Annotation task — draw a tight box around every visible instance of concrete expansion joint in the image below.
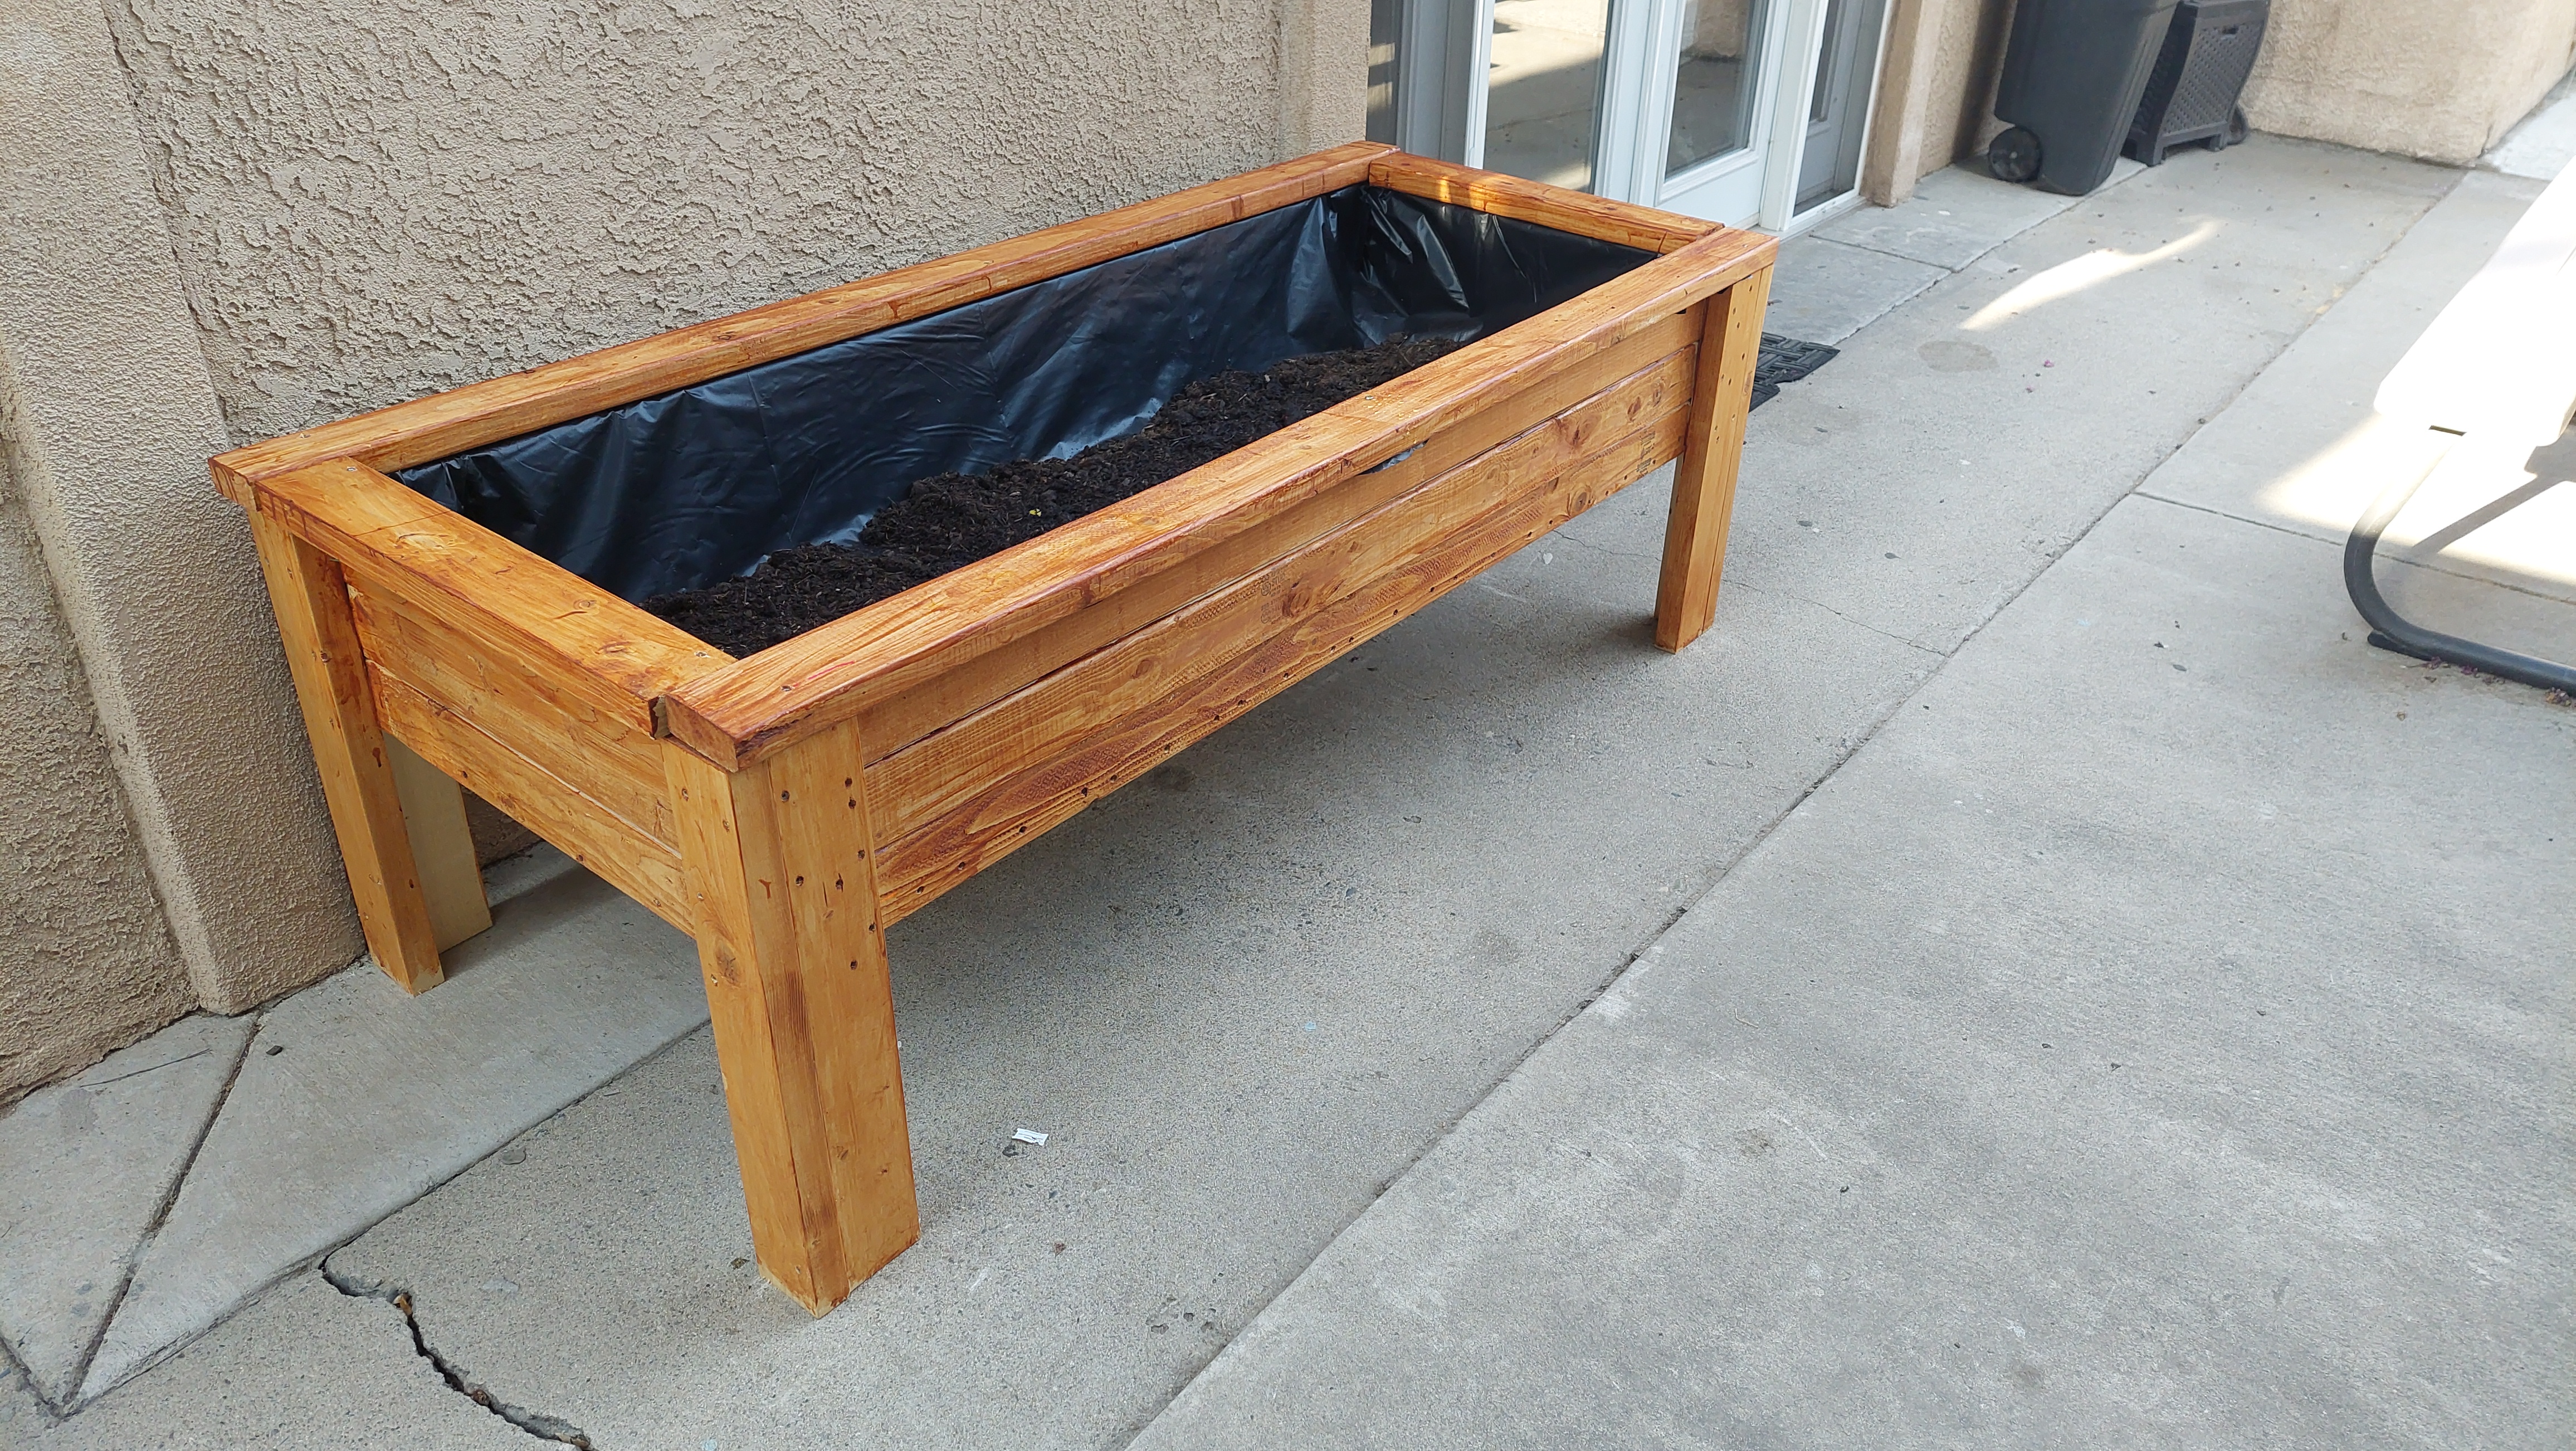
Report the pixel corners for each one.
[2139,487,2576,608]
[315,1258,594,1449]
[47,1010,262,1414]
[1,1330,58,1430]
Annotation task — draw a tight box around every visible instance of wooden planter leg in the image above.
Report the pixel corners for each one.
[1653,264,1773,653]
[250,514,451,993]
[665,722,920,1314]
[385,737,492,952]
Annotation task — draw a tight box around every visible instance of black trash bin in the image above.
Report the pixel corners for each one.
[1988,0,2184,195]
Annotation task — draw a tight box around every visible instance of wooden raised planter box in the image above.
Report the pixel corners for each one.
[213,143,1775,1313]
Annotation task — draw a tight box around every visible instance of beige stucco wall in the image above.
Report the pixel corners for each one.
[0,0,1367,1094]
[1862,0,2014,203]
[0,0,361,1032]
[2243,0,2576,165]
[0,457,192,1106]
[106,0,1336,445]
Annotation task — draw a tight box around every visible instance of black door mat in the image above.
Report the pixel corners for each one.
[1752,334,1838,408]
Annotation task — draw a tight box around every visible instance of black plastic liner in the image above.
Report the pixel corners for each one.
[398,186,1654,602]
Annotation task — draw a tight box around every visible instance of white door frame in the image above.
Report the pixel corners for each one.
[1752,0,1832,228]
[1761,0,1897,231]
[1460,3,1495,168]
[1643,0,1797,227]
[1452,0,1890,234]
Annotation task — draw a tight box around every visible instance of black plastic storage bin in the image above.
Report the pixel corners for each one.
[1988,0,2183,195]
[2128,0,2268,164]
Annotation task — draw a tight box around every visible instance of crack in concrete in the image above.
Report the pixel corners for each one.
[1538,530,1660,564]
[1729,580,1945,656]
[318,1261,594,1448]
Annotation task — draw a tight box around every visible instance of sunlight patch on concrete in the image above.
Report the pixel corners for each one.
[2255,418,2576,593]
[1962,221,2221,332]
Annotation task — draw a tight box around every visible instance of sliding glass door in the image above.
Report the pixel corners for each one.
[1476,1,1614,192]
[1397,0,1888,232]
[1652,0,1779,225]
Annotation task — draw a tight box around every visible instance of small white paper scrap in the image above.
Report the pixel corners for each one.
[1012,1127,1048,1146]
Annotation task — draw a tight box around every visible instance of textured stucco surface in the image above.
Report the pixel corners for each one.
[1861,0,2016,205]
[0,457,189,1106]
[1931,0,2014,165]
[2245,0,2576,165]
[0,0,360,1026]
[105,0,1318,445]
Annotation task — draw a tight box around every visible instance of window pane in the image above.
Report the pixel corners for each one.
[1667,0,1765,178]
[1483,0,1610,193]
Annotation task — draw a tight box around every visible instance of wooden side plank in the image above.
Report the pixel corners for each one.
[666,724,918,1314]
[211,144,1395,498]
[1368,152,1721,255]
[254,460,726,723]
[248,514,446,993]
[1655,265,1773,651]
[850,306,1700,766]
[385,737,492,952]
[373,667,692,929]
[866,344,1697,845]
[349,582,677,846]
[874,371,1693,923]
[666,223,1777,770]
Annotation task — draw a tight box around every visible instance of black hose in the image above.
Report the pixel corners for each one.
[2343,429,2576,693]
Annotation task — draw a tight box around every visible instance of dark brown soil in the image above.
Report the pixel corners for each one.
[643,335,1458,656]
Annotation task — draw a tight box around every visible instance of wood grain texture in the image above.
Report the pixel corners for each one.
[209,143,1395,502]
[349,581,677,847]
[850,306,1701,770]
[248,514,446,993]
[875,356,1694,923]
[866,342,1697,850]
[665,224,1776,770]
[385,737,492,952]
[666,724,918,1314]
[253,461,726,720]
[1368,152,1722,254]
[1654,264,1772,652]
[373,667,692,929]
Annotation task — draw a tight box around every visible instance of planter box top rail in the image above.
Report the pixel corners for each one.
[388,184,1666,605]
[214,144,1770,777]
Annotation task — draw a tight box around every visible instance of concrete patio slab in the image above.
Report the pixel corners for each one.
[75,849,708,1403]
[0,1012,251,1405]
[4,1345,48,1438]
[1812,159,2141,272]
[1728,138,2455,659]
[1134,494,2574,1451]
[2139,168,2576,624]
[28,1273,533,1451]
[1765,235,1948,345]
